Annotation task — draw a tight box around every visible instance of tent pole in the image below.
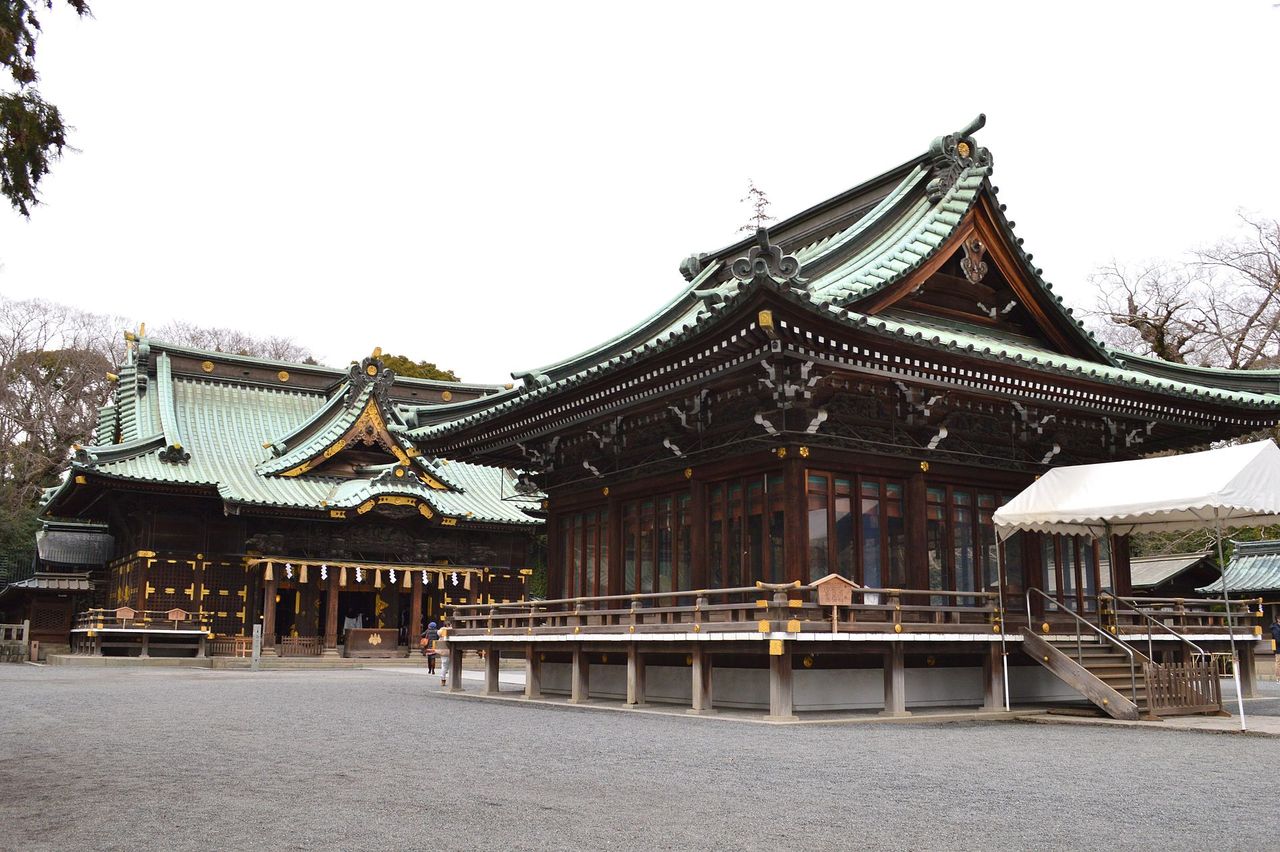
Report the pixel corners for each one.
[1216,514,1246,732]
[996,538,1010,712]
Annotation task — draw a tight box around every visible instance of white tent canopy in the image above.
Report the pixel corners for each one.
[992,440,1280,539]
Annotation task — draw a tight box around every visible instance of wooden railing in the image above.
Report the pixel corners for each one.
[208,636,253,657]
[278,636,322,657]
[1145,660,1222,716]
[446,583,1001,637]
[0,620,29,643]
[74,608,213,633]
[1114,595,1262,633]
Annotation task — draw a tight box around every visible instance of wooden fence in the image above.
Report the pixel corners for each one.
[1145,660,1222,716]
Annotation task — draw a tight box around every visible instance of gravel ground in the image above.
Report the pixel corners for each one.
[1,665,1276,852]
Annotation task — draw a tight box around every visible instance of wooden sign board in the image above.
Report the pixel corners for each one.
[114,606,138,621]
[813,574,858,607]
[165,608,189,622]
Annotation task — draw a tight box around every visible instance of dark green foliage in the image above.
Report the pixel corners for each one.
[380,354,459,382]
[0,1,92,216]
[0,501,38,582]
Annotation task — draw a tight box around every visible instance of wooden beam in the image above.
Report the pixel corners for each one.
[688,646,715,714]
[766,646,798,721]
[880,643,909,717]
[261,574,278,656]
[626,643,647,706]
[982,643,1003,711]
[784,456,807,584]
[523,645,542,700]
[569,645,589,703]
[407,570,423,655]
[485,644,501,694]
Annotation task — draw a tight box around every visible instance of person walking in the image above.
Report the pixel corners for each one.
[421,621,440,675]
[1270,614,1280,653]
[438,620,452,686]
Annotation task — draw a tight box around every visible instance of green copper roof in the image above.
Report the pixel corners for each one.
[406,117,1280,447]
[47,340,539,526]
[1199,539,1280,594]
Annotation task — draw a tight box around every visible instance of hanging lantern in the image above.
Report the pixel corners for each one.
[389,568,397,587]
[264,562,273,581]
[339,566,348,587]
[284,563,294,580]
[320,564,328,582]
[374,570,383,589]
[300,564,309,584]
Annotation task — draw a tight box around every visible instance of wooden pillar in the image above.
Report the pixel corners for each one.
[688,646,714,714]
[485,644,501,694]
[607,494,623,597]
[547,514,563,600]
[783,456,807,584]
[766,646,798,721]
[981,644,1003,711]
[690,479,708,590]
[906,471,928,590]
[139,634,150,659]
[626,643,647,706]
[261,574,279,656]
[323,571,340,655]
[409,570,424,652]
[569,644,590,703]
[192,558,206,617]
[881,643,909,717]
[524,645,542,699]
[1238,642,1257,699]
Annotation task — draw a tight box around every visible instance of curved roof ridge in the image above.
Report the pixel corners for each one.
[511,260,723,388]
[154,353,190,463]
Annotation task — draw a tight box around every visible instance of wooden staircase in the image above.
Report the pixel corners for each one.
[1022,590,1223,721]
[1022,629,1146,720]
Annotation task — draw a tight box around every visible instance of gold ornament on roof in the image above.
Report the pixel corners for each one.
[201,361,214,373]
[277,371,290,382]
[441,390,453,402]
[956,141,971,158]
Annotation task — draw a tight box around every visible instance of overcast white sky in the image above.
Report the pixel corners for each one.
[0,1,1277,384]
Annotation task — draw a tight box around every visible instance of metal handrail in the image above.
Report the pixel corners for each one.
[1025,587,1147,705]
[1102,592,1207,664]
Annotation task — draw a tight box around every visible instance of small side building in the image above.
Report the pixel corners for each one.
[1129,552,1218,599]
[38,338,543,658]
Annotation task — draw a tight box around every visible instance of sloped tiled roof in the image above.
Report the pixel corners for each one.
[1200,540,1280,594]
[408,115,1280,446]
[1129,552,1215,590]
[45,341,540,526]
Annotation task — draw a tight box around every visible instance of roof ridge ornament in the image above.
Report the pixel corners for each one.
[926,113,993,203]
[730,228,806,287]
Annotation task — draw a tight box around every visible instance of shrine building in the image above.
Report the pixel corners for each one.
[34,338,541,659]
[412,115,1273,719]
